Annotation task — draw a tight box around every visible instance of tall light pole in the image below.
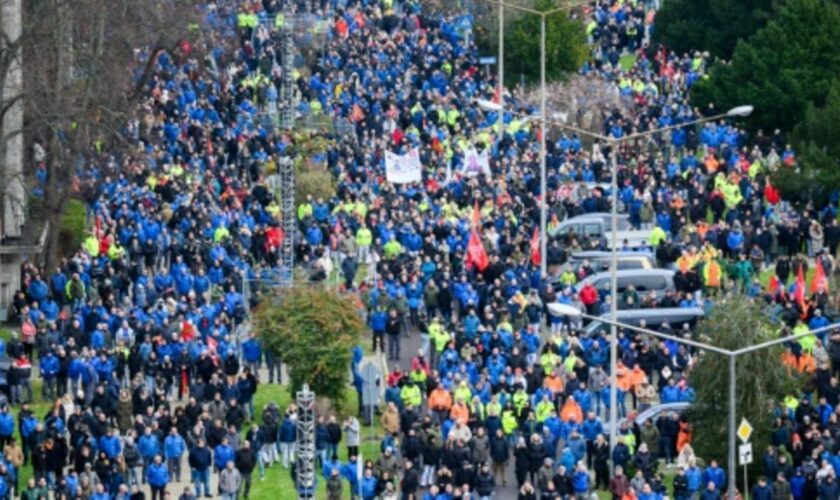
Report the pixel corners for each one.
[497,4,504,142]
[539,14,547,277]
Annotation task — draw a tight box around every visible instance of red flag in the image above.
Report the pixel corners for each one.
[811,259,828,293]
[795,264,806,307]
[206,335,218,353]
[767,275,779,294]
[530,227,541,266]
[466,231,489,272]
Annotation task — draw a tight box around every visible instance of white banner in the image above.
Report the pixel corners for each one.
[385,148,422,184]
[463,147,491,177]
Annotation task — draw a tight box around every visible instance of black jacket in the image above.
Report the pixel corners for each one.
[188,446,212,470]
[490,436,509,463]
[235,447,257,474]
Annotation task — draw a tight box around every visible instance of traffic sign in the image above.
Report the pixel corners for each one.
[737,418,753,443]
[479,56,497,65]
[739,443,753,465]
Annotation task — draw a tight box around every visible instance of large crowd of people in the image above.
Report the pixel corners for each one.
[4,0,840,499]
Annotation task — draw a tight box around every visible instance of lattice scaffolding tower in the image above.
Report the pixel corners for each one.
[295,384,316,498]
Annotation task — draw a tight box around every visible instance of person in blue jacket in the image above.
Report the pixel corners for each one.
[340,455,360,495]
[242,335,262,375]
[145,455,169,500]
[164,427,186,482]
[661,379,681,403]
[279,414,297,469]
[702,459,726,491]
[214,437,235,473]
[39,350,59,400]
[0,406,14,449]
[572,462,591,496]
[99,428,122,460]
[138,427,161,480]
[360,467,378,500]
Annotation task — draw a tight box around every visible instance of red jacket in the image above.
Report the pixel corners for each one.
[580,284,599,306]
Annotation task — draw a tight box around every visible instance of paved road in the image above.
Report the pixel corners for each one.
[389,327,525,497]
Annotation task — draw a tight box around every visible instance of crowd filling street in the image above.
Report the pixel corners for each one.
[4,0,840,499]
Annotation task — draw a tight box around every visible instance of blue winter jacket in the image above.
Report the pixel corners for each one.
[146,462,169,487]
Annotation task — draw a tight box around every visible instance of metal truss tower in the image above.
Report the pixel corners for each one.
[295,384,316,499]
[278,155,295,287]
[280,9,296,130]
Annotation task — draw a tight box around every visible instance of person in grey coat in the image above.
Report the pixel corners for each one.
[343,416,360,458]
[219,461,242,500]
[471,427,491,466]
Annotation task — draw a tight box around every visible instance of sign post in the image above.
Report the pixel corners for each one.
[738,418,754,499]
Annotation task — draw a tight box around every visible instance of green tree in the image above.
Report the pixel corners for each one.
[252,287,364,409]
[770,79,840,206]
[686,297,801,477]
[502,0,587,85]
[691,0,840,134]
[653,0,777,60]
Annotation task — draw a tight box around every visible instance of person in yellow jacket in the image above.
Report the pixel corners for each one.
[107,242,125,261]
[501,404,519,436]
[650,225,668,247]
[356,225,372,263]
[512,388,529,417]
[428,318,449,366]
[453,381,472,405]
[382,238,403,260]
[409,367,427,386]
[539,349,559,375]
[297,198,313,221]
[793,320,815,354]
[82,235,100,257]
[400,381,422,408]
[213,226,230,243]
[535,395,554,423]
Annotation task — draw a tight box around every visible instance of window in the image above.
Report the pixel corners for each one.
[583,223,602,237]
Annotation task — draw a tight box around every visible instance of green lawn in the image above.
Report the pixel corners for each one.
[619,53,637,72]
[242,385,383,500]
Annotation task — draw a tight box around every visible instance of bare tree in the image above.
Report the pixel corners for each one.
[522,72,634,144]
[3,0,204,266]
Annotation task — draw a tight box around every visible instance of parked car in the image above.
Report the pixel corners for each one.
[577,269,676,300]
[559,250,656,274]
[550,213,632,240]
[581,306,705,337]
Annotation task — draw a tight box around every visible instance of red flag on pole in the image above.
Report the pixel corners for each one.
[795,264,806,307]
[466,231,489,272]
[530,227,541,266]
[811,259,828,293]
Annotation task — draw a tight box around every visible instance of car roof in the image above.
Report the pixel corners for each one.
[634,402,691,425]
[569,251,655,260]
[581,268,674,283]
